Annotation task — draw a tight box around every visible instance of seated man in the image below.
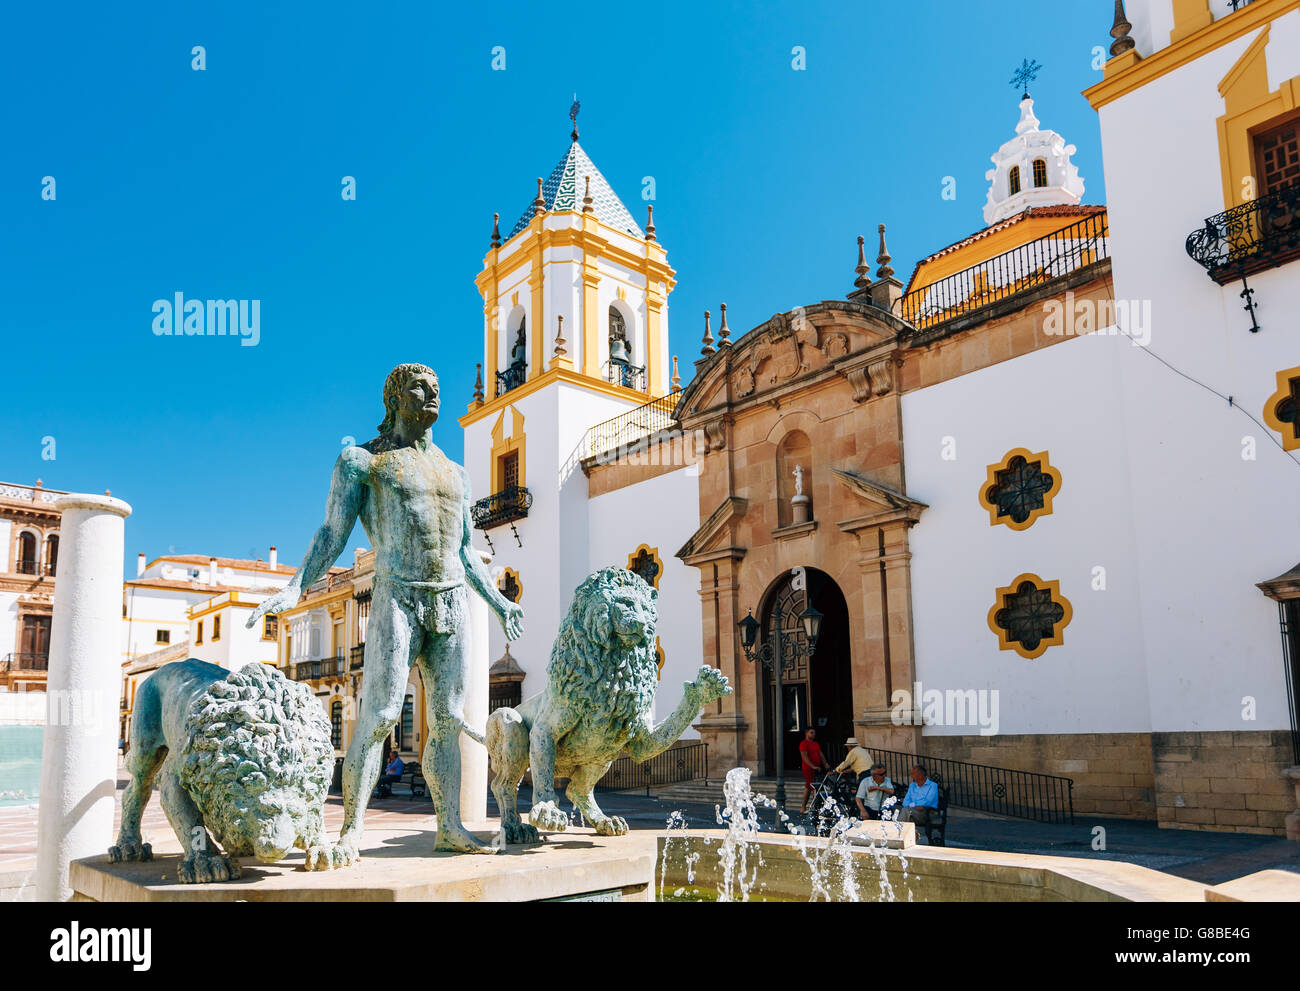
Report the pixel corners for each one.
[855,764,894,821]
[376,752,405,796]
[834,736,875,787]
[898,763,940,831]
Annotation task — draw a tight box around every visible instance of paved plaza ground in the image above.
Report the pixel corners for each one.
[2,766,1296,895]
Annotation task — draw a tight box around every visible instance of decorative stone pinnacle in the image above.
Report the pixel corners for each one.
[534,177,545,217]
[582,176,594,213]
[1110,1,1135,56]
[701,310,715,357]
[473,363,485,403]
[718,302,731,344]
[854,235,871,289]
[490,212,501,248]
[671,355,681,391]
[553,315,567,358]
[876,224,895,281]
[645,204,656,242]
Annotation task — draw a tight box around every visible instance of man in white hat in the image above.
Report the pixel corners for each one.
[834,736,875,786]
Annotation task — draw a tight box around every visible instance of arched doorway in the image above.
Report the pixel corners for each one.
[758,568,853,774]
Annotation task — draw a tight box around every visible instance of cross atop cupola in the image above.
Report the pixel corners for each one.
[983,92,1086,225]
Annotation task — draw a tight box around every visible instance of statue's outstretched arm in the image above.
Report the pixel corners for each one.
[247,450,366,628]
[626,667,731,762]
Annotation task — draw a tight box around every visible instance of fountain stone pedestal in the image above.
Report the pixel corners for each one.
[69,824,657,902]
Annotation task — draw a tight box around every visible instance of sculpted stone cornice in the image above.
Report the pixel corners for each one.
[833,468,928,530]
[677,300,905,419]
[676,496,750,565]
[832,339,904,404]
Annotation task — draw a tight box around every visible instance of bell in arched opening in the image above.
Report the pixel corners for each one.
[608,305,630,365]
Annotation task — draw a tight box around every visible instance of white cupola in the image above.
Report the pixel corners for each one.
[983,95,1085,225]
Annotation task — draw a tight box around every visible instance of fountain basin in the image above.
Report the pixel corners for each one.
[657,831,1213,902]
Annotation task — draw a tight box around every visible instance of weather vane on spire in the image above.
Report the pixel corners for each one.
[570,94,581,141]
[1010,58,1042,98]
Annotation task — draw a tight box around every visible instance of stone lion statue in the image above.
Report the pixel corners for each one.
[110,659,335,883]
[485,566,730,842]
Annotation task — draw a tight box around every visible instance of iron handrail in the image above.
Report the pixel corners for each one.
[898,212,1110,333]
[1185,182,1300,285]
[595,742,710,797]
[872,746,1074,824]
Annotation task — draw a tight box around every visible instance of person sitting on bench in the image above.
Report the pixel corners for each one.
[899,764,939,830]
[855,764,895,821]
[377,753,405,795]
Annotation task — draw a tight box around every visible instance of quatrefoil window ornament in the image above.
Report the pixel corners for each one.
[627,544,664,590]
[979,449,1061,531]
[988,574,1073,660]
[498,568,522,604]
[1264,366,1300,452]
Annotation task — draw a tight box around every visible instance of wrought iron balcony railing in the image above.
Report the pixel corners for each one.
[470,486,533,530]
[495,360,527,398]
[1185,183,1300,285]
[292,656,347,681]
[3,652,49,672]
[350,643,365,670]
[607,361,647,392]
[14,559,37,576]
[898,211,1110,335]
[582,392,682,465]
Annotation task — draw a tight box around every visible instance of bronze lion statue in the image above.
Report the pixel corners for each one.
[485,567,730,843]
[110,659,335,882]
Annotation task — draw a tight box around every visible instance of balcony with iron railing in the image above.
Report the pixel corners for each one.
[579,392,682,466]
[292,656,347,681]
[3,652,49,673]
[897,211,1110,338]
[1186,182,1300,285]
[495,360,527,398]
[470,485,533,530]
[606,360,647,392]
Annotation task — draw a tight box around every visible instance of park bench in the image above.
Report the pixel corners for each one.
[373,763,426,800]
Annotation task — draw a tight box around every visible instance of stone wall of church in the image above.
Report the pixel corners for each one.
[919,732,1157,820]
[918,730,1294,834]
[1151,730,1294,835]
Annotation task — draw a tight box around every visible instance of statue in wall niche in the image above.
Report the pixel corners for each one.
[110,659,334,882]
[248,363,525,861]
[485,567,731,841]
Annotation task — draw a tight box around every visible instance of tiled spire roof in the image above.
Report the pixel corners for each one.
[508,140,643,240]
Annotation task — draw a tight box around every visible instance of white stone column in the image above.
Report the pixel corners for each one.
[458,550,491,824]
[35,493,131,902]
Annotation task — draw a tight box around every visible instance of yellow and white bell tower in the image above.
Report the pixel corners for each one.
[458,110,678,702]
[467,120,675,411]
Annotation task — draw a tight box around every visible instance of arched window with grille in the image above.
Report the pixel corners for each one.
[399,694,414,751]
[1033,159,1048,188]
[44,534,59,576]
[330,699,344,750]
[1009,166,1022,196]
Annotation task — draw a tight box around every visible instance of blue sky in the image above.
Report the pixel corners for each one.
[0,1,1110,574]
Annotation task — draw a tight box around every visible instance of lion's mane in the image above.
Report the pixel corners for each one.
[178,662,333,857]
[547,568,660,738]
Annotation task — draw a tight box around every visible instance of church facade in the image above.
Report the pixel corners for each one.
[457,0,1300,837]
